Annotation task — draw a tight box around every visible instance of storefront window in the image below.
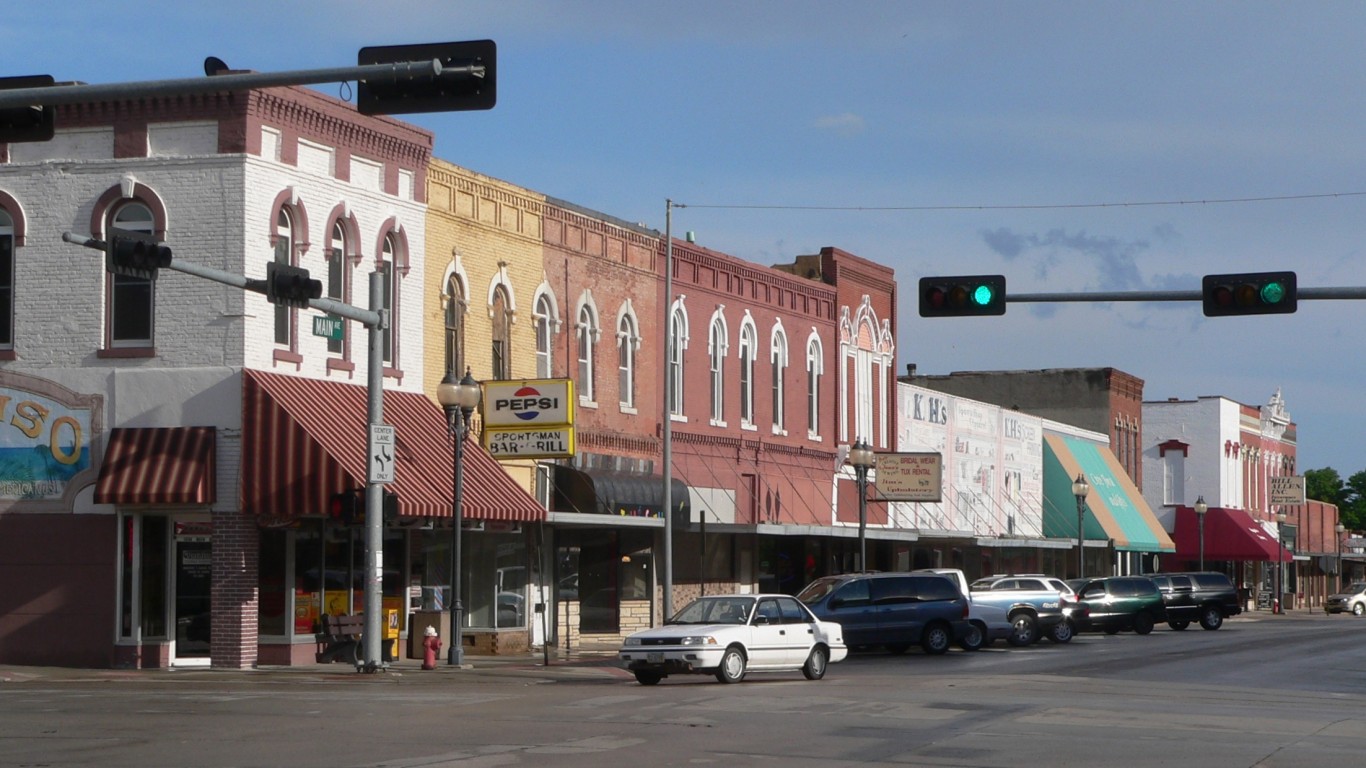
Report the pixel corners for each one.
[140,516,168,638]
[465,532,526,628]
[258,528,288,636]
[295,522,323,633]
[120,515,135,639]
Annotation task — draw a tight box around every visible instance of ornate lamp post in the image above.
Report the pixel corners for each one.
[1274,511,1288,614]
[1072,473,1090,580]
[1194,496,1208,571]
[847,439,875,572]
[436,368,481,666]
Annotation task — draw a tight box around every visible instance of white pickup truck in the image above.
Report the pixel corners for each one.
[916,569,1073,649]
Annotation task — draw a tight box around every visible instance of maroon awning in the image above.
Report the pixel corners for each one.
[94,427,217,505]
[240,369,544,524]
[1173,505,1292,562]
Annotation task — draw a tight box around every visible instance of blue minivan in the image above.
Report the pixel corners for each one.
[796,572,972,654]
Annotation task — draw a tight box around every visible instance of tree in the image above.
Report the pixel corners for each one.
[1306,467,1346,507]
[1343,471,1366,531]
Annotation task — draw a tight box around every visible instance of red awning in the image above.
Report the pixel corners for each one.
[241,369,544,524]
[94,427,217,505]
[1173,505,1292,562]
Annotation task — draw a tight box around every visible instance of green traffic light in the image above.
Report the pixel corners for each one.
[971,284,995,306]
[1260,281,1286,305]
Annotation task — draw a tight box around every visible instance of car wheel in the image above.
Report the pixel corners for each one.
[884,643,910,655]
[958,622,985,652]
[920,622,952,655]
[1048,620,1074,644]
[1133,613,1155,635]
[1168,620,1190,630]
[634,670,663,686]
[802,646,829,680]
[1354,603,1365,617]
[1199,606,1224,630]
[715,646,747,684]
[1007,613,1038,647]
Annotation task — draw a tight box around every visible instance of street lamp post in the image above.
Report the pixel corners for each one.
[1072,473,1090,580]
[1337,522,1347,589]
[1274,511,1288,614]
[847,439,875,572]
[437,368,481,666]
[1194,496,1208,571]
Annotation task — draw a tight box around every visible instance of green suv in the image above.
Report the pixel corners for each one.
[1067,576,1167,635]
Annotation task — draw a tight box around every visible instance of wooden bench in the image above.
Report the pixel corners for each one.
[316,613,365,665]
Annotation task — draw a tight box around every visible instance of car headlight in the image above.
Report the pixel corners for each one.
[678,636,718,646]
[623,637,643,647]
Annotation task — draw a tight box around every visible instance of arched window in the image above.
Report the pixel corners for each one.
[617,310,639,409]
[0,208,12,350]
[668,305,687,417]
[379,233,400,366]
[576,303,597,400]
[491,284,512,380]
[111,202,157,348]
[709,317,727,423]
[738,320,756,426]
[444,273,466,378]
[325,220,347,355]
[806,335,823,439]
[771,324,788,432]
[534,293,554,378]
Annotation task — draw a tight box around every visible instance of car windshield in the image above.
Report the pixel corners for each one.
[666,596,755,625]
[1348,583,1366,594]
[795,577,844,603]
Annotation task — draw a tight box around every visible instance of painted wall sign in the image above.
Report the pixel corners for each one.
[0,372,102,508]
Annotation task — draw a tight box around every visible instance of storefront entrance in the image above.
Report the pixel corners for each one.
[173,535,212,663]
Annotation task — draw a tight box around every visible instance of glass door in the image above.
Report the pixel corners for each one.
[172,525,212,665]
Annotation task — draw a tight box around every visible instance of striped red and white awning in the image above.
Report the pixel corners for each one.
[241,369,545,523]
[94,426,217,506]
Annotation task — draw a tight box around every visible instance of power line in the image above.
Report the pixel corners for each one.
[676,191,1366,213]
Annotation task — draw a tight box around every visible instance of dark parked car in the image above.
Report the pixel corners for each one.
[797,572,972,655]
[1149,572,1241,630]
[1068,576,1167,635]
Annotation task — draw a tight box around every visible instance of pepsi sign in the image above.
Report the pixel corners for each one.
[482,379,575,428]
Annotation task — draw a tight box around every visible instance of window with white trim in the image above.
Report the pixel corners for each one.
[771,325,788,433]
[325,221,346,355]
[0,209,12,350]
[710,318,726,422]
[806,336,823,439]
[738,322,756,427]
[617,311,638,409]
[379,234,399,367]
[491,284,512,380]
[669,306,686,416]
[534,293,554,378]
[111,202,156,348]
[576,303,598,400]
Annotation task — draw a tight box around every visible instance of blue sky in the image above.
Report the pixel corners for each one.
[6,2,1365,475]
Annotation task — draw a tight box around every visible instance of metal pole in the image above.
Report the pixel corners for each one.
[1199,513,1206,571]
[661,199,674,621]
[1076,496,1085,580]
[856,465,868,571]
[1275,517,1283,614]
[362,271,385,670]
[448,412,467,666]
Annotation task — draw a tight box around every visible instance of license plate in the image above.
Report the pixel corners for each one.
[647,652,664,663]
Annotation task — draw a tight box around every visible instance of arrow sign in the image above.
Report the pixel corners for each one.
[369,424,396,484]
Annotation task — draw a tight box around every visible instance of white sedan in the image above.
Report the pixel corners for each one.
[618,594,847,685]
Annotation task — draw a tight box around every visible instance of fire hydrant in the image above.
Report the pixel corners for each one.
[422,626,441,670]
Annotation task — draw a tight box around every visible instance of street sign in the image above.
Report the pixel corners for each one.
[369,424,396,483]
[1269,475,1305,506]
[873,452,943,502]
[312,315,343,340]
[484,426,575,459]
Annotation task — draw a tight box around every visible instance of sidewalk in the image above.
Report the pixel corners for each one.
[0,645,628,685]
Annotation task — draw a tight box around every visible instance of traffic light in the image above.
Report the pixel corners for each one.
[327,489,398,526]
[265,262,322,308]
[356,40,496,115]
[1202,272,1297,317]
[105,228,172,280]
[329,491,361,525]
[0,75,55,144]
[919,275,1007,317]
